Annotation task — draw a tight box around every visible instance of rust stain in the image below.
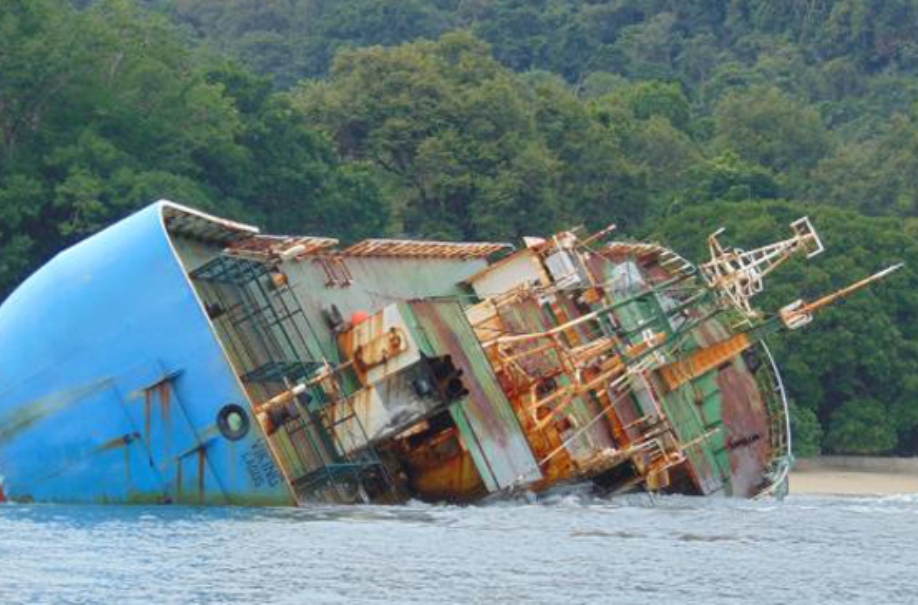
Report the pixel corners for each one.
[31,432,140,485]
[125,439,131,485]
[144,390,152,451]
[158,383,173,461]
[342,238,510,259]
[93,433,139,454]
[159,382,171,420]
[0,379,113,447]
[227,234,338,260]
[197,447,207,503]
[229,440,237,490]
[399,428,486,502]
[658,333,752,391]
[176,457,183,502]
[718,364,771,497]
[92,432,139,487]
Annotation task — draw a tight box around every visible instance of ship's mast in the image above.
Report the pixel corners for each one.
[700,217,824,318]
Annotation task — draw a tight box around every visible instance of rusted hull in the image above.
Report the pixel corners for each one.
[0,202,809,505]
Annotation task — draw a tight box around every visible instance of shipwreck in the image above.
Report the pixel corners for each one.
[0,202,899,505]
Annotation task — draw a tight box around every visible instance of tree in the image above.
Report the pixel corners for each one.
[23,0,918,456]
[168,0,455,85]
[713,86,833,178]
[680,152,779,205]
[0,0,386,299]
[206,64,389,240]
[653,200,918,455]
[294,32,645,240]
[827,399,898,455]
[810,113,918,217]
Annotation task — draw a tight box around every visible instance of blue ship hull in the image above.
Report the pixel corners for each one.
[0,202,294,505]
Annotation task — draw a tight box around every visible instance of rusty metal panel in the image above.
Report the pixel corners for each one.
[343,239,512,259]
[604,241,668,261]
[466,249,546,298]
[163,202,258,245]
[227,234,339,261]
[409,300,542,491]
[343,304,422,385]
[448,404,500,492]
[657,370,729,495]
[718,359,772,497]
[330,367,445,454]
[279,255,489,370]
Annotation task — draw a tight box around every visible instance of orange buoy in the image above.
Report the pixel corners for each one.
[351,310,370,325]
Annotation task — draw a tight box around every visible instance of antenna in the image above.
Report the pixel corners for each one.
[700,217,824,317]
[779,264,904,329]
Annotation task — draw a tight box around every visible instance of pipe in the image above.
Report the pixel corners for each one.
[483,275,685,347]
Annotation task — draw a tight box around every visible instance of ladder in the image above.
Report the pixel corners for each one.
[193,253,395,504]
[287,386,396,504]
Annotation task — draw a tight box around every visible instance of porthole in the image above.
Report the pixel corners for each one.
[217,404,250,441]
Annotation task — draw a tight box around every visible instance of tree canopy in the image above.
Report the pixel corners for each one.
[0,0,387,300]
[1,0,916,455]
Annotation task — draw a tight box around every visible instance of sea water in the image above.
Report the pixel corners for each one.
[1,493,916,604]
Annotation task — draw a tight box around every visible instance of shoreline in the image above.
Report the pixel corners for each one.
[789,456,918,496]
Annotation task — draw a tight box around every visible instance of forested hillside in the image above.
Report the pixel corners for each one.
[1,0,916,455]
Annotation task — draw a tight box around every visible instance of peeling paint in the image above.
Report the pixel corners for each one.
[0,202,822,506]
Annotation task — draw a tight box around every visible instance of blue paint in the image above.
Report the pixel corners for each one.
[0,202,294,505]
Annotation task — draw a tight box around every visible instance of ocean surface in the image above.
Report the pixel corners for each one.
[1,492,916,605]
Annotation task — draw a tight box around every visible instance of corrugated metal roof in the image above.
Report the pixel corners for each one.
[464,248,538,285]
[227,235,339,261]
[162,202,259,245]
[604,241,667,258]
[342,238,512,259]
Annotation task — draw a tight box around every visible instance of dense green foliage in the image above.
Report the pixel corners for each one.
[0,0,386,300]
[293,33,646,240]
[1,0,916,455]
[654,202,918,456]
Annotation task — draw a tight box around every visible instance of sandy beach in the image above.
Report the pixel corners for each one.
[790,457,918,495]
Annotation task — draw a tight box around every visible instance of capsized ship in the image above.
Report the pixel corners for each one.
[0,202,899,505]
